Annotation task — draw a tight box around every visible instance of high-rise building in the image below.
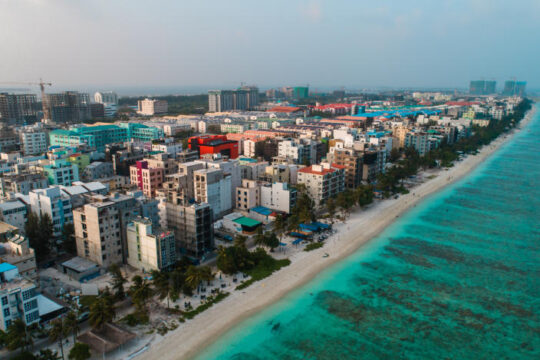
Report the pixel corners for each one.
[129,160,164,198]
[469,80,496,95]
[503,81,527,96]
[43,91,92,123]
[137,98,168,115]
[126,217,176,272]
[208,87,259,112]
[74,199,123,268]
[0,93,38,125]
[193,168,232,219]
[293,86,309,99]
[94,91,118,105]
[158,194,214,260]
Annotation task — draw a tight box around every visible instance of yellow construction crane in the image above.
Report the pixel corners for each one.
[0,79,52,120]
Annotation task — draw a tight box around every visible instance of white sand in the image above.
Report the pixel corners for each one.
[135,109,536,360]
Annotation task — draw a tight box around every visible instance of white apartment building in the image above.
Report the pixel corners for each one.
[220,124,248,134]
[196,158,241,201]
[73,199,123,268]
[194,168,232,219]
[0,200,28,232]
[236,179,260,210]
[27,187,73,237]
[260,182,297,214]
[126,217,176,272]
[0,264,39,331]
[20,131,47,155]
[137,99,168,116]
[277,138,317,165]
[297,162,346,206]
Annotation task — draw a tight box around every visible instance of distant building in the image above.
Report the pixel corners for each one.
[293,86,309,99]
[94,91,118,105]
[126,217,175,272]
[208,87,259,112]
[502,80,526,96]
[82,161,114,180]
[0,93,38,125]
[20,130,47,155]
[43,91,92,123]
[137,99,168,115]
[469,80,497,95]
[260,182,297,214]
[0,172,48,197]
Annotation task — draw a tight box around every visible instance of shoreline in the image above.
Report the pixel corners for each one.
[136,106,537,360]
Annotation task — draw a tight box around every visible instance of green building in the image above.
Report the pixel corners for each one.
[293,86,309,99]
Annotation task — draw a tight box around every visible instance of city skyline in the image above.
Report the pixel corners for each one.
[2,0,539,91]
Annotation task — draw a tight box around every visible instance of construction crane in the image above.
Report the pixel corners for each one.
[0,79,52,120]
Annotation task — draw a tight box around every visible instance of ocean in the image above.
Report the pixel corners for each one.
[196,106,540,360]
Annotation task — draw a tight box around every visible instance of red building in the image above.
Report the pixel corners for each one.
[188,135,239,159]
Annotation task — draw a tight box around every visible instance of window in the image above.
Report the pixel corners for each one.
[3,308,9,317]
[1,296,7,306]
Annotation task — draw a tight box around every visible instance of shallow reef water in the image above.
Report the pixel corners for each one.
[197,108,540,360]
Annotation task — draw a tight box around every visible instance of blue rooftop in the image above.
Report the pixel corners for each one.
[0,263,17,273]
[251,206,273,216]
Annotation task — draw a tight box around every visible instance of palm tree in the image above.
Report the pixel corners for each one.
[89,293,116,330]
[151,270,172,309]
[254,227,266,249]
[64,311,79,344]
[108,263,126,300]
[273,214,286,241]
[5,319,32,352]
[233,235,247,249]
[326,198,336,225]
[49,318,67,360]
[199,266,214,285]
[185,266,204,293]
[129,275,152,313]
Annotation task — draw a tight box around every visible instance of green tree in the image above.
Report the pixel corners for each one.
[6,319,32,352]
[325,198,336,224]
[264,232,280,252]
[89,292,116,329]
[38,213,54,260]
[64,311,79,344]
[151,270,172,309]
[185,266,212,293]
[273,214,286,240]
[68,342,91,360]
[25,212,43,261]
[254,227,266,249]
[11,352,36,360]
[170,268,186,302]
[233,235,247,249]
[129,276,152,313]
[389,148,401,162]
[49,318,67,360]
[61,223,76,254]
[108,264,126,300]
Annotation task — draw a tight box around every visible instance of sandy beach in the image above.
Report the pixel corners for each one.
[135,107,537,360]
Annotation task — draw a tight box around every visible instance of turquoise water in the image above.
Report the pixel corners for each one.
[197,107,540,360]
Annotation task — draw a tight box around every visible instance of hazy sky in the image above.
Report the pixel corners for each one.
[1,0,539,92]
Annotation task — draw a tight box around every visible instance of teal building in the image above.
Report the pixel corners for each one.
[49,123,163,151]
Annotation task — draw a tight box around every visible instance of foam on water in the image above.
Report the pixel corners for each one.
[197,106,540,360]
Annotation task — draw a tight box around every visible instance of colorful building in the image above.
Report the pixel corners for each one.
[188,135,239,159]
[130,160,164,198]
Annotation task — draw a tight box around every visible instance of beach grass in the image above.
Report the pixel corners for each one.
[304,242,324,252]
